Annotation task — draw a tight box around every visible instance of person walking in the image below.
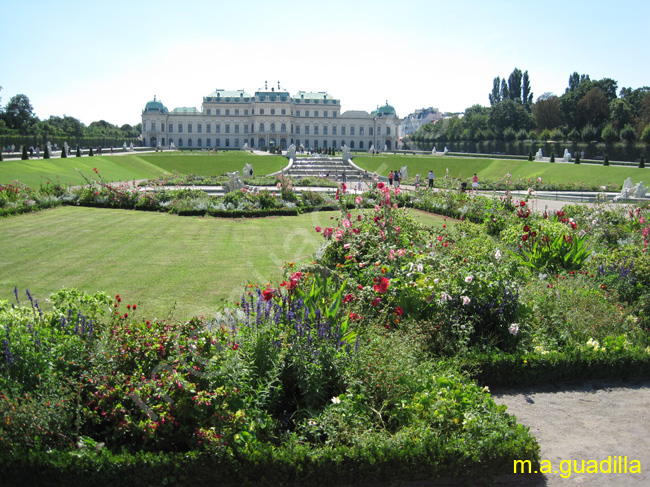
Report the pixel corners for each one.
[472,173,479,193]
[388,170,394,186]
[394,170,400,188]
[428,170,434,188]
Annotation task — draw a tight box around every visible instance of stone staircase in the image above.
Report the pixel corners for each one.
[285,157,370,183]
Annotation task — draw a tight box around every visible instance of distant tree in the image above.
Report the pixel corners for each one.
[550,151,555,162]
[522,70,533,107]
[575,152,581,164]
[620,124,637,144]
[581,123,599,143]
[89,147,94,156]
[500,79,508,102]
[76,147,81,157]
[539,128,552,141]
[640,156,645,169]
[489,99,534,135]
[508,68,523,103]
[44,145,50,159]
[61,145,67,158]
[533,93,562,131]
[592,78,618,103]
[601,125,619,145]
[3,94,37,134]
[22,145,28,160]
[641,124,650,145]
[550,128,565,141]
[568,128,581,142]
[502,127,516,141]
[609,99,633,132]
[567,72,591,93]
[516,129,528,141]
[489,77,502,105]
[604,154,609,166]
[576,88,610,129]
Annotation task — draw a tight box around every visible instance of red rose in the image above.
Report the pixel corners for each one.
[373,277,390,294]
[371,297,381,307]
[394,306,403,316]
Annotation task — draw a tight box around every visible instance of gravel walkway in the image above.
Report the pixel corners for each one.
[491,379,650,486]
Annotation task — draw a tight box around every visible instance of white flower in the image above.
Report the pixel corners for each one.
[433,278,440,285]
[509,323,519,335]
[495,249,502,260]
[462,296,471,305]
[331,396,341,404]
[417,263,424,273]
[465,275,473,283]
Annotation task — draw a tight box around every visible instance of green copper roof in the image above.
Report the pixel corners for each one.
[371,102,396,117]
[205,89,253,101]
[293,91,338,103]
[143,96,168,113]
[170,107,200,114]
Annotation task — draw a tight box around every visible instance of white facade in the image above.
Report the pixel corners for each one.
[141,84,401,151]
[401,107,442,137]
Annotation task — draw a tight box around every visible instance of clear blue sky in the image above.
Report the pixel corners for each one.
[1,0,648,127]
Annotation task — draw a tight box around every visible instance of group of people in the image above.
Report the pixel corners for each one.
[420,169,479,193]
[388,169,402,187]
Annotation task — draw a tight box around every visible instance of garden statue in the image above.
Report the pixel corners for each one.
[634,181,647,199]
[285,143,296,160]
[563,148,571,162]
[432,147,437,154]
[444,147,449,155]
[342,145,352,163]
[240,143,249,151]
[223,171,244,193]
[400,165,408,180]
[535,148,543,161]
[243,163,253,177]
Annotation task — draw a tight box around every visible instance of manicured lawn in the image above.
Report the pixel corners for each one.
[0,206,336,320]
[0,151,288,187]
[353,154,648,188]
[139,151,287,177]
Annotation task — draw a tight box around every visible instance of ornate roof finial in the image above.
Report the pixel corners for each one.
[265,80,268,90]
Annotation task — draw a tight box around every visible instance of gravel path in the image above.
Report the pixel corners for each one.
[492,379,650,486]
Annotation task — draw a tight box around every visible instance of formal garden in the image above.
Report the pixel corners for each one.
[2,153,650,485]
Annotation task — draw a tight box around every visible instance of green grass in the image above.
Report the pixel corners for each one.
[0,206,335,320]
[353,154,648,188]
[138,151,287,177]
[0,206,448,321]
[0,152,288,188]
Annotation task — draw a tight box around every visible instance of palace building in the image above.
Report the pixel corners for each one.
[141,82,401,151]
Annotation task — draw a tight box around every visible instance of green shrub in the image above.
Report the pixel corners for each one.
[604,154,609,166]
[640,156,645,169]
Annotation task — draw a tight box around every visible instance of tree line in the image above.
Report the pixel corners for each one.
[410,69,650,146]
[0,89,141,148]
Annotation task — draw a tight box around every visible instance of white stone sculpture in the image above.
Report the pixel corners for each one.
[243,163,253,177]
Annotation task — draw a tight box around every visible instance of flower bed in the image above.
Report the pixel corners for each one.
[3,176,650,484]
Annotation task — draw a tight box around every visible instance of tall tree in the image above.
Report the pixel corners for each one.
[567,72,590,93]
[3,94,37,134]
[522,70,533,107]
[489,77,502,106]
[576,88,610,129]
[533,93,562,131]
[508,68,523,103]
[500,79,508,101]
